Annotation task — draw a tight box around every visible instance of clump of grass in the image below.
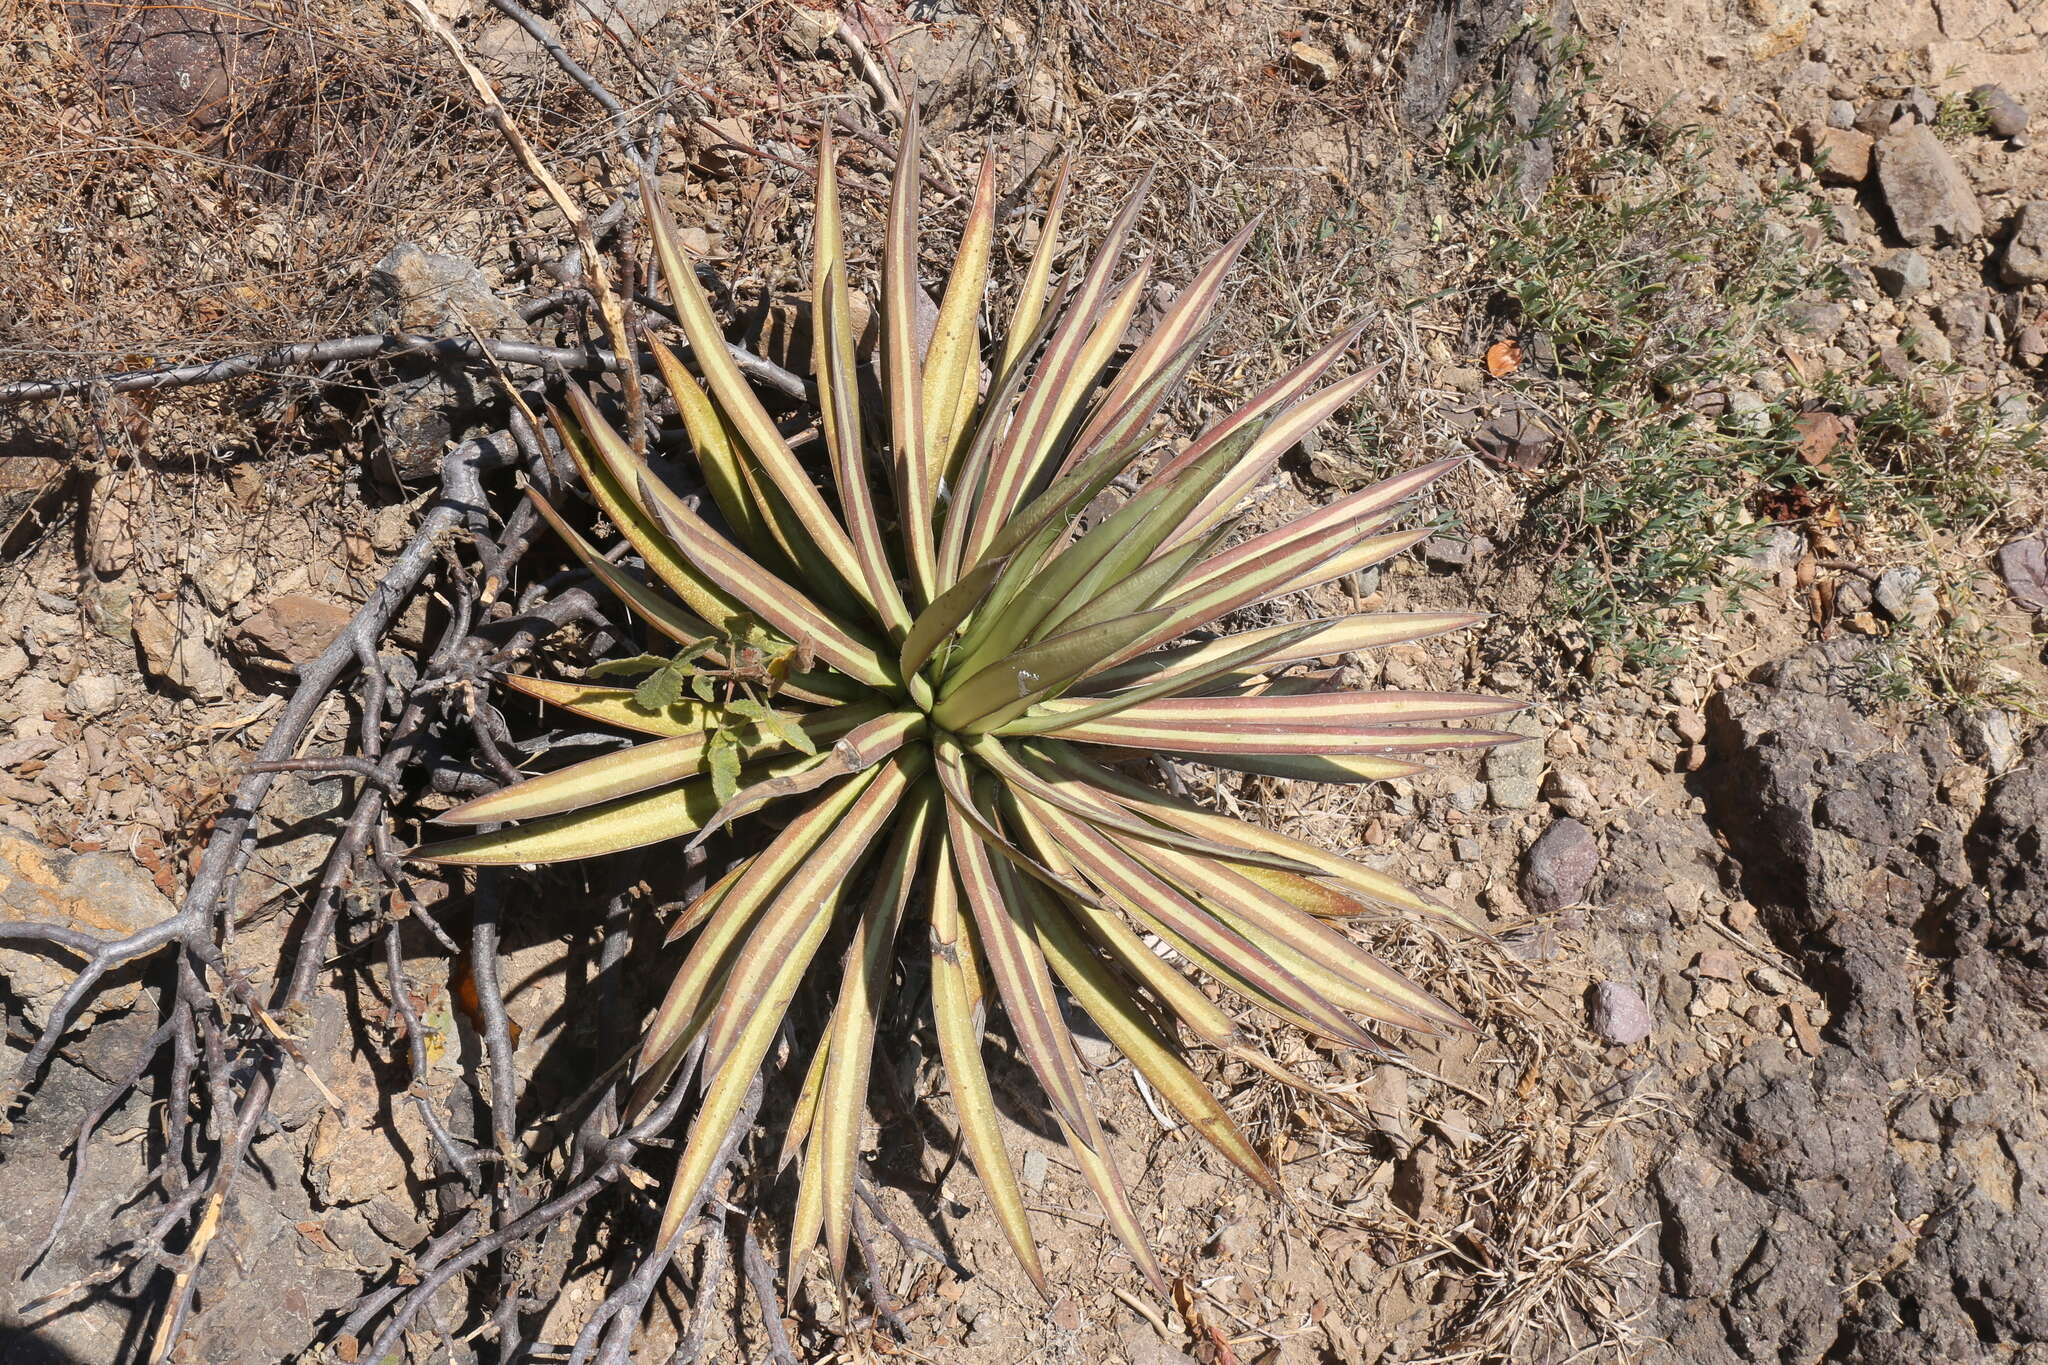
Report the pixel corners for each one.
[1435,58,2043,674]
[1446,71,1831,667]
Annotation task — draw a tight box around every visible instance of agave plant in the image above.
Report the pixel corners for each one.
[415,118,1516,1295]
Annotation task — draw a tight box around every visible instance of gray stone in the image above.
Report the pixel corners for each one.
[1956,710,2019,776]
[1873,566,1936,625]
[1972,83,2030,139]
[1870,249,1930,298]
[1999,201,2048,286]
[1590,981,1652,1044]
[62,671,120,717]
[1995,535,2047,612]
[1521,817,1599,912]
[1826,100,1856,130]
[369,243,520,337]
[1483,712,1546,810]
[1875,126,1985,245]
[1420,531,1493,572]
[1855,99,1908,137]
[1835,575,1873,616]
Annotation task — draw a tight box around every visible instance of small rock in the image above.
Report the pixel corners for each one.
[1800,124,1873,184]
[1935,291,1990,349]
[1875,126,1985,245]
[0,643,27,685]
[1420,532,1493,573]
[1750,965,1793,995]
[1453,836,1484,862]
[2,832,174,1029]
[1693,950,1743,982]
[1873,566,1937,626]
[1780,301,1846,341]
[1972,84,2030,139]
[1994,535,2048,612]
[1542,769,1597,820]
[236,595,355,670]
[1869,249,1930,298]
[134,600,231,700]
[1902,87,1939,125]
[781,2,838,56]
[1956,710,2020,776]
[370,244,520,337]
[1855,98,1908,137]
[1483,713,1546,810]
[1688,981,1733,1017]
[1826,100,1856,130]
[1521,818,1599,912]
[63,672,120,717]
[1286,40,1341,86]
[1019,1149,1049,1193]
[1590,981,1653,1045]
[1999,201,2048,286]
[1902,316,1952,365]
[1835,575,1874,616]
[196,556,257,615]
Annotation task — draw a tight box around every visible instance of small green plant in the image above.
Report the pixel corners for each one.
[414,122,1509,1292]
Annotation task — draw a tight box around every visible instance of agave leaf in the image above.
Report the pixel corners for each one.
[1090,525,1436,682]
[1020,690,1523,754]
[899,551,1011,682]
[685,709,925,850]
[964,177,1153,566]
[1000,621,1330,741]
[642,169,883,625]
[1021,876,1276,1191]
[999,156,1069,385]
[949,421,1258,682]
[438,701,885,826]
[932,607,1177,734]
[938,773,1094,1143]
[634,470,897,690]
[655,753,919,1245]
[632,773,880,1098]
[498,675,714,739]
[975,832,1170,1295]
[1180,457,1463,596]
[878,111,941,605]
[1061,222,1256,467]
[969,735,1320,876]
[645,335,779,563]
[1162,362,1390,545]
[1159,751,1427,783]
[927,839,1047,1295]
[411,774,728,866]
[779,1022,834,1172]
[553,392,748,632]
[814,134,914,634]
[1080,612,1484,696]
[1128,840,1466,1033]
[821,784,934,1278]
[525,487,718,650]
[786,1102,829,1283]
[924,156,996,487]
[1001,796,1243,1050]
[1145,319,1367,491]
[1016,791,1379,1051]
[934,281,1075,587]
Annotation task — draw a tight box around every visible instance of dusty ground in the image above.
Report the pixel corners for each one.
[3,0,2047,1361]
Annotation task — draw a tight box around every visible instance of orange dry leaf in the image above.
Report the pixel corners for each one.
[1485,339,1522,377]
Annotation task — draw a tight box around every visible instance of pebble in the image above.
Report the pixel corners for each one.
[1972,84,2030,140]
[1875,126,1985,246]
[1994,535,2047,612]
[1873,566,1938,626]
[1801,125,1872,184]
[63,672,121,718]
[1750,965,1793,995]
[1590,981,1653,1046]
[1826,100,1856,130]
[1520,817,1599,912]
[2000,201,2048,287]
[1483,713,1546,810]
[1420,532,1493,573]
[1870,249,1930,299]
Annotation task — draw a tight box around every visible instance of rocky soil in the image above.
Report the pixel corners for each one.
[4,0,2047,1361]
